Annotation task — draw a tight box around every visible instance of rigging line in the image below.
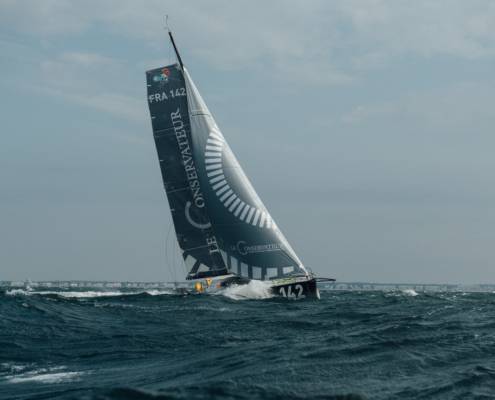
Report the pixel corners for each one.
[171,238,178,284]
[164,222,170,281]
[179,242,188,277]
[164,15,172,65]
[167,27,184,69]
[165,223,176,283]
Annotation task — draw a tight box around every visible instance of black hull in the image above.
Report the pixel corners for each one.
[270,278,319,299]
[186,275,320,299]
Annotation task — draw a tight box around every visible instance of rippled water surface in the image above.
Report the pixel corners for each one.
[1,287,495,399]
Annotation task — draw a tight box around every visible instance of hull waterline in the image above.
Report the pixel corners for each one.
[185,275,319,299]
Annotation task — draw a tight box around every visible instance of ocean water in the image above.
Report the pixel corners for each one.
[1,285,495,400]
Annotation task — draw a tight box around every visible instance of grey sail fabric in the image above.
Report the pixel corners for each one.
[183,68,308,280]
[146,64,227,279]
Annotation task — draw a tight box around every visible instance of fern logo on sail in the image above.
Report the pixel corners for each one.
[204,129,274,229]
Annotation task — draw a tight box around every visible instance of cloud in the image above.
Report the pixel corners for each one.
[32,51,145,123]
[0,43,145,122]
[341,81,495,130]
[0,0,92,35]
[1,0,495,87]
[338,0,495,60]
[1,1,495,283]
[33,85,145,124]
[2,1,495,119]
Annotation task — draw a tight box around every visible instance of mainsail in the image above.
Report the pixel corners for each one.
[146,45,308,281]
[146,65,227,279]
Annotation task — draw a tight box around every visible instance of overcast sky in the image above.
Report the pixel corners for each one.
[1,1,494,283]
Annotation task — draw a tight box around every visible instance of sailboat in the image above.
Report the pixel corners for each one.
[146,30,331,299]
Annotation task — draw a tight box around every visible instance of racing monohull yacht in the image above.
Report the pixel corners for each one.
[146,30,329,299]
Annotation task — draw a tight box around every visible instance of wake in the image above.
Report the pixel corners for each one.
[217,280,274,300]
[5,289,175,299]
[4,282,277,301]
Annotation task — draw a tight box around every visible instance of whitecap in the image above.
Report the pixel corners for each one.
[218,280,274,300]
[144,289,176,296]
[5,366,84,384]
[1,363,30,373]
[5,288,180,298]
[401,289,419,297]
[7,371,82,384]
[54,291,128,298]
[5,289,31,297]
[6,289,125,298]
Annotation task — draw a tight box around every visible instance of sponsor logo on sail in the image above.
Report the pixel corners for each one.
[153,67,171,82]
[170,109,221,255]
[171,109,221,255]
[171,108,205,210]
[236,240,282,256]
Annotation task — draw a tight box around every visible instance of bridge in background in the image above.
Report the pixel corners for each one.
[1,280,495,292]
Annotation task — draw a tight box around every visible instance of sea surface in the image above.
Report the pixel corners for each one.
[1,284,495,400]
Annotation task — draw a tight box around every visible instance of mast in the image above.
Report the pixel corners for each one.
[168,30,184,70]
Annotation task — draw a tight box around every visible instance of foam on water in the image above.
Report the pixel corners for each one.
[218,280,274,300]
[5,289,174,298]
[2,286,495,399]
[5,289,31,296]
[4,365,83,384]
[401,288,419,296]
[144,289,175,296]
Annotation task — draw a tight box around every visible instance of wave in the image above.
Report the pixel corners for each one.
[5,289,175,299]
[383,288,420,298]
[401,289,419,297]
[3,365,84,384]
[4,284,277,303]
[2,290,495,399]
[217,280,274,300]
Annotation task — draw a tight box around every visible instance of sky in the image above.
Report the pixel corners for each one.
[1,0,494,284]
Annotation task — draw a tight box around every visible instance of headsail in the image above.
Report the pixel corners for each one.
[183,70,308,280]
[146,33,308,281]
